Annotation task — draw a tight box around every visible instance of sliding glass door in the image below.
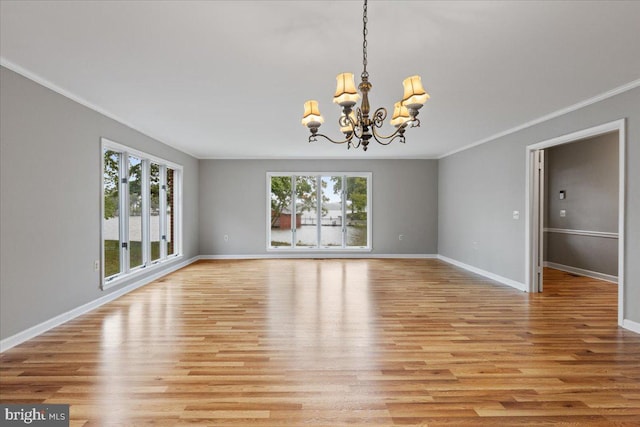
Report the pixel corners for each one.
[267,173,371,250]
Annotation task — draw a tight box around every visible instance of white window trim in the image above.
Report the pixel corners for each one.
[266,172,372,252]
[100,138,183,290]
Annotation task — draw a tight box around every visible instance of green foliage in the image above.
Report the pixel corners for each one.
[104,240,120,277]
[347,211,367,221]
[295,176,314,212]
[270,176,329,227]
[270,240,292,247]
[270,176,292,227]
[103,150,120,219]
[104,195,119,221]
[150,163,160,213]
[103,150,119,188]
[331,176,368,214]
[104,240,161,278]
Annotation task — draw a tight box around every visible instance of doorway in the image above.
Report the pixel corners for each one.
[526,119,625,325]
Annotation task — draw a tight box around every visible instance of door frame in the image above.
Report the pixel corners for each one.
[530,149,545,292]
[524,119,626,325]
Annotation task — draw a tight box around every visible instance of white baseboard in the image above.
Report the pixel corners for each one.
[544,261,618,284]
[0,256,199,353]
[199,253,438,260]
[622,319,640,334]
[372,254,438,259]
[200,254,273,260]
[437,255,527,292]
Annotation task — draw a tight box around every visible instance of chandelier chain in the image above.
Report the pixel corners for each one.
[362,0,368,79]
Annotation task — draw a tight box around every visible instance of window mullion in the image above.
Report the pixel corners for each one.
[367,174,371,249]
[141,160,150,266]
[121,152,130,274]
[316,175,322,248]
[341,175,347,248]
[159,165,167,260]
[291,175,296,248]
[175,170,182,255]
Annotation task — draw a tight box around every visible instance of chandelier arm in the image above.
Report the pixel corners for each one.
[371,107,388,128]
[369,107,405,143]
[371,125,407,145]
[308,132,353,145]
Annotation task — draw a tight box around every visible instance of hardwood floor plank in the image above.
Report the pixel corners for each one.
[1,260,639,425]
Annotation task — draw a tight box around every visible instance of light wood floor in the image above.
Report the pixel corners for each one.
[1,260,639,426]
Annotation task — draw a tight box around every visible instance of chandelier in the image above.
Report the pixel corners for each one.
[301,0,429,151]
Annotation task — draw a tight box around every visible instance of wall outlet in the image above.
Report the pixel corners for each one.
[94,260,100,272]
[472,241,478,250]
[224,234,229,242]
[513,210,520,220]
[560,209,566,217]
[398,234,404,241]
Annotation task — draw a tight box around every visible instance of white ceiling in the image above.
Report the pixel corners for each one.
[2,1,640,159]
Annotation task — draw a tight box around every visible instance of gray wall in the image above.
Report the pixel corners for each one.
[438,139,525,280]
[3,60,639,341]
[0,66,200,340]
[199,159,438,256]
[544,133,619,276]
[438,86,640,323]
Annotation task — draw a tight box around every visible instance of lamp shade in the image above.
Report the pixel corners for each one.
[333,73,360,107]
[390,102,410,128]
[401,75,430,110]
[301,100,324,128]
[340,112,357,134]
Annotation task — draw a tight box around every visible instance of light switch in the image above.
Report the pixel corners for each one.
[513,210,520,220]
[559,190,566,200]
[560,209,566,217]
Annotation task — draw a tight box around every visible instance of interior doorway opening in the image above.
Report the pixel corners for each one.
[526,120,625,326]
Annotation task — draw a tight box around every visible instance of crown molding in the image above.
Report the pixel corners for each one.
[0,59,199,159]
[439,78,640,159]
[3,58,638,162]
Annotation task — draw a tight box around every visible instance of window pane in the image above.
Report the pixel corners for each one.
[129,156,143,268]
[295,176,318,247]
[166,167,176,256]
[321,176,343,247]
[103,149,121,277]
[270,176,292,247]
[346,176,368,247]
[150,163,161,261]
